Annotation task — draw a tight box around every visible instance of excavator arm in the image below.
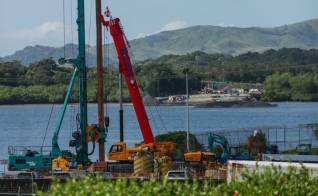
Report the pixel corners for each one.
[208,133,229,163]
[101,8,154,144]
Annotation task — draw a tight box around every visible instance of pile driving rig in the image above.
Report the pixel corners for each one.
[8,4,174,175]
[8,0,106,172]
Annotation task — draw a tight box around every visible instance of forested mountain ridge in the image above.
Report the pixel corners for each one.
[2,19,318,65]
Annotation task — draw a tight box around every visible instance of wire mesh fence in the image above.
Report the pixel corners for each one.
[195,124,318,152]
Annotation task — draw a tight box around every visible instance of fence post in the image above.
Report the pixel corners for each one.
[298,127,301,146]
[31,174,34,195]
[284,127,286,151]
[311,126,313,144]
[275,128,278,145]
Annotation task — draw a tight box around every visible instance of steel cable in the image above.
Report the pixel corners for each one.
[40,103,55,153]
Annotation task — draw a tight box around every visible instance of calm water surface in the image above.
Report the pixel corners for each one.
[0,102,317,160]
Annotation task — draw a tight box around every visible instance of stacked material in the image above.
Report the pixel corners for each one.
[158,156,172,175]
[134,150,154,176]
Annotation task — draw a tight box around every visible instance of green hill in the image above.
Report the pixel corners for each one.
[2,19,318,65]
[128,19,318,58]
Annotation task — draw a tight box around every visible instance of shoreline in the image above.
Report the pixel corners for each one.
[157,101,277,108]
[2,101,318,107]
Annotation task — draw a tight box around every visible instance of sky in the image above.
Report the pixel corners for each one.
[0,0,318,56]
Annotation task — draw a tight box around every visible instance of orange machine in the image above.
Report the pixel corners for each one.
[108,142,175,162]
[184,151,218,169]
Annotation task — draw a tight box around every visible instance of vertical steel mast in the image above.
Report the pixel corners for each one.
[77,0,89,165]
[95,0,105,162]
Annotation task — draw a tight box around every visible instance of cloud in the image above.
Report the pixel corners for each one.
[217,22,235,27]
[14,22,64,40]
[160,21,188,32]
[0,21,75,56]
[135,33,148,39]
[135,20,188,39]
[1,21,69,42]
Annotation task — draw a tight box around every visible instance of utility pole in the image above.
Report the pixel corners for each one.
[185,68,190,152]
[95,0,105,162]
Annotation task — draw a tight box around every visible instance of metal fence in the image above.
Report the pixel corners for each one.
[195,124,318,152]
[8,146,52,156]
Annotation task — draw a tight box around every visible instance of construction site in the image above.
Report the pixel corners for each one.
[1,0,318,195]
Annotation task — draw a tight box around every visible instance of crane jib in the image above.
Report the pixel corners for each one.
[101,15,155,144]
[120,48,135,83]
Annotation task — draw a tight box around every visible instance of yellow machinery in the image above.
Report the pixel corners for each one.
[108,142,175,162]
[52,156,70,171]
[184,151,218,169]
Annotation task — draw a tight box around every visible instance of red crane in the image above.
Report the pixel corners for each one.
[101,7,154,144]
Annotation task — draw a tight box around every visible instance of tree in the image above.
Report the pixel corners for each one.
[0,61,27,86]
[262,72,292,101]
[26,58,57,85]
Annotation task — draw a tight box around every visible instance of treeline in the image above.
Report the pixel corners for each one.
[1,48,318,104]
[136,48,318,98]
[140,47,318,82]
[0,59,126,104]
[262,73,318,101]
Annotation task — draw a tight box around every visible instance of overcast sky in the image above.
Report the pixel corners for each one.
[0,0,317,56]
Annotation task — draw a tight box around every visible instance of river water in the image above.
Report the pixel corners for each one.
[0,102,317,160]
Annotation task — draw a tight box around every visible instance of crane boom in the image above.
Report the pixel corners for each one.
[101,10,154,144]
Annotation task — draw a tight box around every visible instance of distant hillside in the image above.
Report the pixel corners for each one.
[2,19,318,65]
[1,44,115,67]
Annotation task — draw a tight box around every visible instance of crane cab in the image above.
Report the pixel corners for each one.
[108,142,137,161]
[108,142,175,162]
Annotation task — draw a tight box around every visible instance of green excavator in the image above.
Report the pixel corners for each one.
[208,133,251,163]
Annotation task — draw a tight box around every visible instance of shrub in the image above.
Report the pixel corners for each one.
[38,166,318,196]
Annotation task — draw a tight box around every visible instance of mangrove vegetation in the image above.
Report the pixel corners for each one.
[1,48,318,104]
